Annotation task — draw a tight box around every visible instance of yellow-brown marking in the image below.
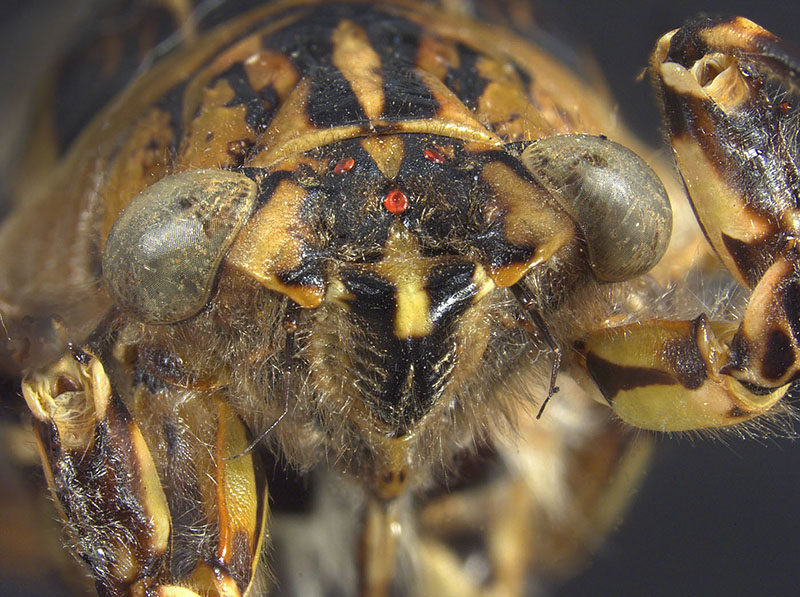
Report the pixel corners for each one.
[100,109,174,243]
[214,401,258,585]
[156,587,205,597]
[243,48,300,100]
[332,20,385,120]
[177,78,255,169]
[475,55,551,141]
[373,224,432,339]
[360,498,401,596]
[226,177,324,307]
[704,17,777,53]
[472,263,495,304]
[583,318,785,431]
[415,33,460,81]
[658,51,751,115]
[730,255,800,387]
[360,136,405,179]
[480,160,574,287]
[248,70,503,169]
[186,562,242,597]
[128,418,172,558]
[416,68,505,140]
[22,352,111,448]
[24,351,171,586]
[181,35,262,123]
[369,433,417,500]
[670,136,776,288]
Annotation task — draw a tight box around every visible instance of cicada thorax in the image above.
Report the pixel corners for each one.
[0,4,615,434]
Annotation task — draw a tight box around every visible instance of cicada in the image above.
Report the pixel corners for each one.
[1,1,799,595]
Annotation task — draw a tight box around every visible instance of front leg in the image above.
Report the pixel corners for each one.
[580,17,800,432]
[22,348,268,596]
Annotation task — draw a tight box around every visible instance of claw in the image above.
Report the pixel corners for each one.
[651,16,800,289]
[580,315,784,432]
[579,17,800,431]
[22,349,269,596]
[22,350,172,595]
[652,17,800,391]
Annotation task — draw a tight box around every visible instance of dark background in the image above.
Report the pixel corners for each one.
[2,1,800,595]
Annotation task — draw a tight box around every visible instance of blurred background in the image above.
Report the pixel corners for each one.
[1,1,800,595]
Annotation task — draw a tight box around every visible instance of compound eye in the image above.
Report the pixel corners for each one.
[521,134,672,282]
[102,169,257,324]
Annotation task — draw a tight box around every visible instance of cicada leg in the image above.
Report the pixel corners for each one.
[22,348,269,597]
[415,379,651,596]
[580,17,800,432]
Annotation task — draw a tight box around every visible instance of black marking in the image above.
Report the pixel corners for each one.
[258,4,446,126]
[664,319,708,390]
[472,239,537,275]
[293,163,322,189]
[426,262,478,328]
[261,8,368,128]
[39,391,164,594]
[727,406,751,419]
[162,417,209,580]
[139,346,189,389]
[226,531,255,592]
[659,29,800,237]
[156,80,190,157]
[721,233,776,289]
[254,170,296,207]
[478,148,541,183]
[726,332,750,372]
[510,59,533,93]
[132,368,167,394]
[762,328,794,381]
[275,262,326,295]
[359,9,439,120]
[227,139,255,167]
[666,15,800,99]
[665,16,718,68]
[585,353,678,404]
[306,67,368,128]
[68,344,92,365]
[306,135,547,272]
[338,262,477,433]
[470,150,546,270]
[444,43,489,110]
[251,134,558,431]
[381,67,439,120]
[736,378,781,396]
[316,139,394,256]
[658,83,704,141]
[340,270,396,316]
[363,8,423,66]
[213,62,278,133]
